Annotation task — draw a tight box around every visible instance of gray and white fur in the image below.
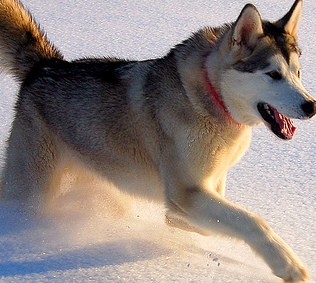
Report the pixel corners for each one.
[0,0,315,281]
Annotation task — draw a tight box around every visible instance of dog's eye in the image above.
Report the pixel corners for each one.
[297,69,301,79]
[266,71,282,81]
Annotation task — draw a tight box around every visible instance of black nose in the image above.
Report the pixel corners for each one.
[301,101,316,118]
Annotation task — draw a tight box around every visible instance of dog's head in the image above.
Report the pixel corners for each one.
[218,0,316,140]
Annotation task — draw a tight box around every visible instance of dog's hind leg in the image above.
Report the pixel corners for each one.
[0,114,59,208]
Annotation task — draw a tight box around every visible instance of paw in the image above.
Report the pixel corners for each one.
[273,258,309,282]
[252,220,309,283]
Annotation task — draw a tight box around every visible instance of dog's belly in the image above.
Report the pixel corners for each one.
[108,164,164,202]
[72,146,164,202]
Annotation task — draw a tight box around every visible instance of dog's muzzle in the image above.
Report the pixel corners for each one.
[257,100,316,140]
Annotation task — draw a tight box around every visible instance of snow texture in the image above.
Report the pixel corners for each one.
[0,0,315,282]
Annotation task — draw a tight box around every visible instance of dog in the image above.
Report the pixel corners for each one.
[0,0,314,281]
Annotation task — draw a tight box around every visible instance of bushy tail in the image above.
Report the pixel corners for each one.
[0,0,63,82]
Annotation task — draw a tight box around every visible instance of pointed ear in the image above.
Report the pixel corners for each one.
[232,4,263,51]
[275,0,302,37]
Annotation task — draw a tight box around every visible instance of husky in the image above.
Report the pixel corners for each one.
[0,0,314,281]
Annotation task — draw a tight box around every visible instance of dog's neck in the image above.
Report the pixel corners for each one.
[202,68,233,121]
[203,69,228,113]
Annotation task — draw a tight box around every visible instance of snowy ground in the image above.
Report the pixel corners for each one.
[0,0,315,282]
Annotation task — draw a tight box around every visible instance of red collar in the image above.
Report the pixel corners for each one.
[203,69,228,113]
[203,68,229,113]
[202,50,242,125]
[203,68,236,123]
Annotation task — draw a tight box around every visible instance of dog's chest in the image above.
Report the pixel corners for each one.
[179,122,252,187]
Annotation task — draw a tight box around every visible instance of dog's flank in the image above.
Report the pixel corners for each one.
[0,0,315,282]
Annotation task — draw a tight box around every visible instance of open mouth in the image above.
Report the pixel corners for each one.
[257,103,296,140]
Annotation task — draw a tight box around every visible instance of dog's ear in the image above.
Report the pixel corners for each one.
[232,4,263,52]
[275,0,302,37]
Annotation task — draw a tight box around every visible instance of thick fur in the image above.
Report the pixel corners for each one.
[0,0,315,282]
[0,0,63,81]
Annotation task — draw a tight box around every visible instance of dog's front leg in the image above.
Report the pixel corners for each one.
[164,176,309,282]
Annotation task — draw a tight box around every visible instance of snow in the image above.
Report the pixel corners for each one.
[0,0,315,282]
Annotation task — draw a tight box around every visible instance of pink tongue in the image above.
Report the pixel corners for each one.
[273,108,296,138]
